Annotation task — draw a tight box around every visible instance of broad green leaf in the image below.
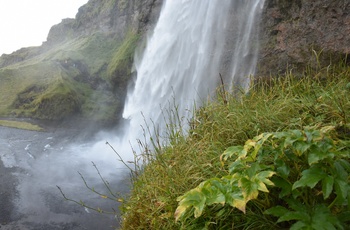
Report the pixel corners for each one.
[338,159,350,172]
[334,179,349,201]
[322,175,334,199]
[205,177,247,213]
[277,211,309,223]
[275,158,290,178]
[290,221,308,230]
[245,162,261,178]
[304,129,317,142]
[334,161,348,180]
[250,133,273,159]
[240,177,259,202]
[310,205,340,230]
[228,160,246,174]
[293,141,311,156]
[307,146,332,165]
[272,130,288,139]
[201,179,226,206]
[286,198,308,213]
[282,130,304,148]
[292,166,327,190]
[221,145,244,162]
[271,177,292,198]
[264,206,289,217]
[225,189,246,213]
[256,170,276,186]
[291,189,302,200]
[175,188,206,220]
[291,129,305,138]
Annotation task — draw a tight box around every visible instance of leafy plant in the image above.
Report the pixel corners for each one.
[175,126,350,229]
[121,61,350,230]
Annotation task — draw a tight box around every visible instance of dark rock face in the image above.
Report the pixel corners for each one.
[259,0,350,75]
[46,0,163,45]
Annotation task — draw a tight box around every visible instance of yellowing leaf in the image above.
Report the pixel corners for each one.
[240,177,259,202]
[256,181,269,193]
[175,188,206,220]
[232,198,246,213]
[226,191,246,213]
[174,205,187,222]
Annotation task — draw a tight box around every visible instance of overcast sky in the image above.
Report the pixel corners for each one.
[0,0,89,55]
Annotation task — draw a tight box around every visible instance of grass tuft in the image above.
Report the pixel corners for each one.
[120,60,350,229]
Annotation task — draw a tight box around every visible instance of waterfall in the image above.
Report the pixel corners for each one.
[120,0,265,151]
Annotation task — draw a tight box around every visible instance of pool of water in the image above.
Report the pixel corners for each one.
[0,120,129,230]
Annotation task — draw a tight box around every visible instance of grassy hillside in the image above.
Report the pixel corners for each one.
[119,61,350,229]
[0,31,139,123]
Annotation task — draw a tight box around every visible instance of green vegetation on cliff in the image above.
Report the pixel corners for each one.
[108,31,140,88]
[0,119,43,131]
[120,61,350,229]
[0,30,140,123]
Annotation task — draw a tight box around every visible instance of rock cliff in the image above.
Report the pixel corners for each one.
[259,0,350,75]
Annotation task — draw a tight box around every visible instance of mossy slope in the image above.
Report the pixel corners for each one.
[0,30,139,123]
[120,62,350,229]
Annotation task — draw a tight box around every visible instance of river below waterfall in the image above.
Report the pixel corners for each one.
[0,120,128,230]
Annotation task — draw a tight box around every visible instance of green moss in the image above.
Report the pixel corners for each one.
[0,119,43,131]
[107,31,140,87]
[0,31,127,122]
[80,89,121,122]
[10,78,80,120]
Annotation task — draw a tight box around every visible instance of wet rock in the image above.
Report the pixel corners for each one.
[259,0,350,75]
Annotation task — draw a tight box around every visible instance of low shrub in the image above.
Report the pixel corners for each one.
[176,126,350,229]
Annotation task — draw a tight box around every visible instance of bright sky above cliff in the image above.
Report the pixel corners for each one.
[0,0,88,55]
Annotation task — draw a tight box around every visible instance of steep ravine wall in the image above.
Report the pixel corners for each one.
[258,0,350,75]
[45,0,163,46]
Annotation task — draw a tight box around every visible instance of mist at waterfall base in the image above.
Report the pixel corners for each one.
[1,0,265,228]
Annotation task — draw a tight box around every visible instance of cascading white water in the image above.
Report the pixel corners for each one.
[120,0,265,149]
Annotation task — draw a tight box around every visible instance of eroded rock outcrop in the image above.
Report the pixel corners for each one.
[259,0,350,75]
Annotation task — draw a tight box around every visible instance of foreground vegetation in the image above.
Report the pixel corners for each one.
[119,61,350,229]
